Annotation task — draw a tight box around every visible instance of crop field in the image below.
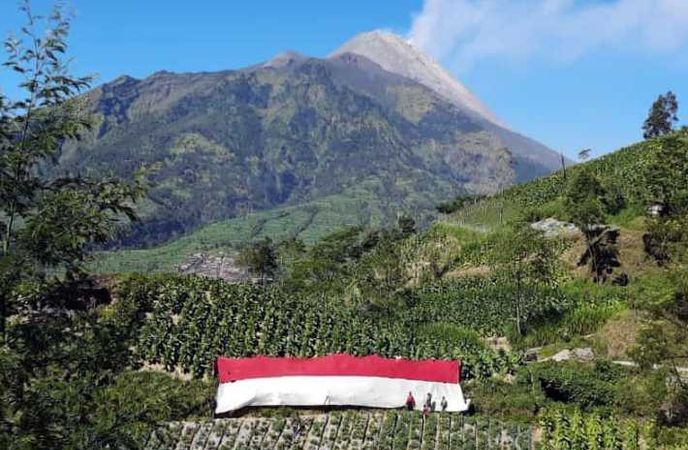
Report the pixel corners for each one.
[125,275,520,380]
[144,412,534,450]
[446,138,655,231]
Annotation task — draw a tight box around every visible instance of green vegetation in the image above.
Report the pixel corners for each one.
[91,193,392,273]
[76,127,688,447]
[127,274,515,380]
[146,412,533,450]
[58,29,555,250]
[539,408,644,450]
[236,237,278,282]
[643,91,679,139]
[448,134,664,230]
[2,2,688,449]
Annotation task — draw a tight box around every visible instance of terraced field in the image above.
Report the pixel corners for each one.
[145,411,534,450]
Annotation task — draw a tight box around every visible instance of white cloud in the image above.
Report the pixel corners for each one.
[409,0,688,69]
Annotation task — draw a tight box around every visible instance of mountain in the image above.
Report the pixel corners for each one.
[331,31,564,180]
[332,30,501,125]
[62,30,562,248]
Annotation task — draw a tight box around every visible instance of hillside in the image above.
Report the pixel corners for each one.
[91,129,660,276]
[446,137,657,231]
[11,131,688,449]
[60,31,561,249]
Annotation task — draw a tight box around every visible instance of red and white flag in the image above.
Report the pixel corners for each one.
[215,354,470,414]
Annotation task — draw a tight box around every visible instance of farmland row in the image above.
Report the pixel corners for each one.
[144,411,534,450]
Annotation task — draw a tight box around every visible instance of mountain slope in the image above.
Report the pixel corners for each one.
[332,30,565,177]
[62,33,559,248]
[332,30,502,126]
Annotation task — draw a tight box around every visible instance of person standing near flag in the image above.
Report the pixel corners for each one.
[405,391,416,410]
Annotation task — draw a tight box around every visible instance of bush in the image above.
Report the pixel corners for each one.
[466,378,549,423]
[94,371,214,441]
[524,361,627,410]
[614,373,667,418]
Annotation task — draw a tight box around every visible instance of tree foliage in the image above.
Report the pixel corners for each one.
[631,268,688,426]
[643,91,679,139]
[0,3,150,448]
[643,133,688,264]
[0,1,145,341]
[564,170,622,283]
[237,237,278,283]
[435,195,485,214]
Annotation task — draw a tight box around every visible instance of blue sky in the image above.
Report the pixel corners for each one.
[1,0,686,159]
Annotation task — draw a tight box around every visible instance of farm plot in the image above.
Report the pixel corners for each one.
[145,412,533,450]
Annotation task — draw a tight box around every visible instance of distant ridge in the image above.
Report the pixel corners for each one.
[62,30,564,248]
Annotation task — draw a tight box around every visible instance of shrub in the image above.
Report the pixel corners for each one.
[524,361,627,410]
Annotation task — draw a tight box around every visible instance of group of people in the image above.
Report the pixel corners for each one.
[405,391,448,416]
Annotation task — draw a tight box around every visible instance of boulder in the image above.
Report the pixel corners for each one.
[551,349,573,362]
[530,217,579,237]
[572,347,595,362]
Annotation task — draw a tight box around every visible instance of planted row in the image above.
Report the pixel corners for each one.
[124,275,517,379]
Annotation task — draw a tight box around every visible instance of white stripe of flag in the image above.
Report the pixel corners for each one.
[215,375,470,413]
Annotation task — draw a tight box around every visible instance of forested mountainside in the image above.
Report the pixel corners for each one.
[59,32,561,249]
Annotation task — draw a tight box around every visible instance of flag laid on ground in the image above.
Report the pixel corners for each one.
[215,354,470,414]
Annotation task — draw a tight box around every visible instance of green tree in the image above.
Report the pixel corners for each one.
[0,1,145,344]
[631,268,688,426]
[643,91,679,139]
[0,3,151,448]
[397,213,416,237]
[237,237,278,283]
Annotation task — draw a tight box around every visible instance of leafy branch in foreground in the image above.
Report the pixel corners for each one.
[0,0,146,343]
[0,2,153,447]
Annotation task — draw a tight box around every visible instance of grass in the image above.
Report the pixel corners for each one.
[594,309,644,359]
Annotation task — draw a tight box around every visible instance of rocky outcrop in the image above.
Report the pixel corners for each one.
[177,253,248,282]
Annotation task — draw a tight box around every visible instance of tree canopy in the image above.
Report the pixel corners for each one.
[643,91,679,139]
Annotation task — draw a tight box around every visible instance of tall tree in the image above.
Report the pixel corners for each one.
[631,268,688,425]
[643,91,679,139]
[0,2,144,342]
[0,3,151,448]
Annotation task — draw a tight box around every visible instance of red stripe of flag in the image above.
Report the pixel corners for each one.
[217,354,460,384]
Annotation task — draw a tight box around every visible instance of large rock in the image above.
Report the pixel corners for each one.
[572,347,595,362]
[531,218,579,237]
[551,349,573,362]
[549,347,595,362]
